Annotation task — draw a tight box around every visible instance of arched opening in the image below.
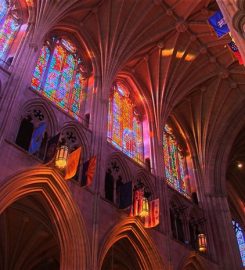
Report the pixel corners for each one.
[179,253,206,270]
[0,194,60,270]
[101,238,142,270]
[98,218,165,270]
[0,167,91,270]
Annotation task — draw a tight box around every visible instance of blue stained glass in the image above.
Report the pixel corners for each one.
[0,15,20,60]
[44,45,65,99]
[31,46,50,90]
[58,53,75,108]
[70,71,83,117]
[0,0,8,24]
[233,221,245,266]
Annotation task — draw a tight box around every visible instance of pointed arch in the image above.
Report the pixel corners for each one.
[0,167,91,270]
[135,169,155,199]
[98,217,166,270]
[61,121,90,159]
[20,98,59,135]
[106,152,133,182]
[178,252,207,270]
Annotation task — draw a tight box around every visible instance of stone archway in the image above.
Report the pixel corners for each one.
[101,238,142,270]
[0,167,91,270]
[178,253,207,270]
[98,217,165,270]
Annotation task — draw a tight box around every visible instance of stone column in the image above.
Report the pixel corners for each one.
[216,0,245,65]
[205,194,242,269]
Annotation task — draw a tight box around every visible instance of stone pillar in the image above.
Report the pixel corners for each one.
[216,0,245,65]
[205,194,242,269]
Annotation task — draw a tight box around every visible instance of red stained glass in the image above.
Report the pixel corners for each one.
[0,1,20,61]
[107,84,144,164]
[31,38,88,119]
[163,125,190,197]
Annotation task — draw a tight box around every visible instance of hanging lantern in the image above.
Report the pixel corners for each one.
[55,145,68,169]
[140,197,149,217]
[198,233,207,252]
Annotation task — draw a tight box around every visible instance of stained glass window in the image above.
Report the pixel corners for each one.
[107,84,144,164]
[0,0,8,24]
[233,220,245,266]
[31,38,87,119]
[163,125,190,197]
[0,0,21,61]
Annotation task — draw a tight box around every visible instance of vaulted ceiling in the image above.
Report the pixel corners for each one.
[23,0,244,207]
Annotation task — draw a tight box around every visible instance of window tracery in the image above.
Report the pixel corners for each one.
[31,37,89,119]
[107,83,144,164]
[104,160,132,208]
[15,107,49,160]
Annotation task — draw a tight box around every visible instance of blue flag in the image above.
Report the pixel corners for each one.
[29,122,46,154]
[208,10,229,38]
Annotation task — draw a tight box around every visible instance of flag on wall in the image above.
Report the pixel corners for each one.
[208,10,229,38]
[144,198,160,228]
[132,188,144,216]
[45,133,60,162]
[64,147,82,180]
[228,40,244,65]
[119,181,132,209]
[29,122,46,154]
[81,156,97,186]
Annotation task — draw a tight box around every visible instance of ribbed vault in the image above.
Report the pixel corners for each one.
[14,0,245,203]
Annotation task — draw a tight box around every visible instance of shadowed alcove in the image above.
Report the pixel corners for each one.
[0,194,60,270]
[101,238,141,270]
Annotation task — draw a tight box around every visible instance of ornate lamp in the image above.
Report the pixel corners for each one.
[198,233,207,252]
[140,197,149,217]
[55,145,68,169]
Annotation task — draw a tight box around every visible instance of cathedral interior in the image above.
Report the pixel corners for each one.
[0,0,244,269]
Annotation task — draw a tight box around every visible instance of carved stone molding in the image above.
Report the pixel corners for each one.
[233,0,245,38]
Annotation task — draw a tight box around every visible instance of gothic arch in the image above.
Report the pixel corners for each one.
[106,152,133,182]
[178,252,207,270]
[135,169,155,199]
[19,98,58,135]
[98,217,165,270]
[0,167,91,270]
[61,121,90,159]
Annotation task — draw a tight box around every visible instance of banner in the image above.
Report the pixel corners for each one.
[64,147,82,180]
[133,188,144,216]
[81,156,97,186]
[228,40,243,65]
[208,10,229,38]
[144,198,160,228]
[29,122,46,154]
